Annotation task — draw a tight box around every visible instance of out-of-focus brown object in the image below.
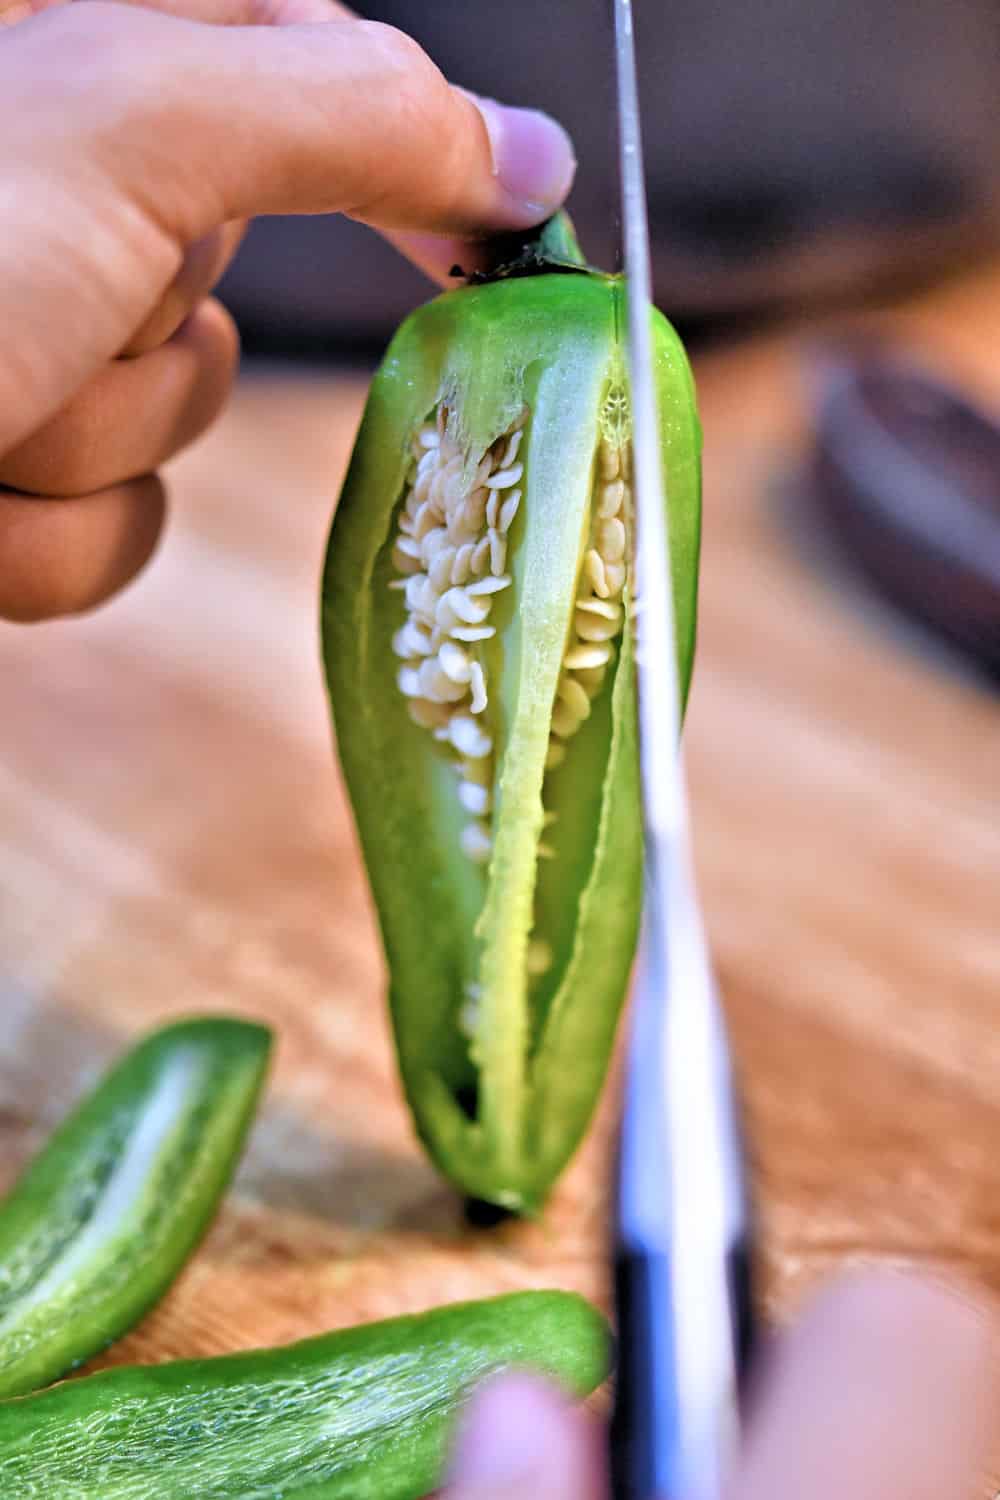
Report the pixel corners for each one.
[801,345,1000,679]
[1,260,999,1480]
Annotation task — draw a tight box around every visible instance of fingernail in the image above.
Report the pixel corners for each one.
[467,95,577,214]
[447,1373,565,1487]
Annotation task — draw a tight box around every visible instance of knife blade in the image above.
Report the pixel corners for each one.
[608,4,757,1499]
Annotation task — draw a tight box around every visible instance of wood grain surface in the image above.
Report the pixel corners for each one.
[2,258,999,1479]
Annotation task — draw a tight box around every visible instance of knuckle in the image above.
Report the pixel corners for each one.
[355,20,436,82]
[0,404,102,499]
[0,474,166,623]
[186,299,241,395]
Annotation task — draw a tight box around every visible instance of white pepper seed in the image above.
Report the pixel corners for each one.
[484,462,523,490]
[443,467,466,512]
[414,577,439,620]
[451,624,496,642]
[438,640,473,684]
[470,537,491,576]
[464,488,488,530]
[576,597,621,618]
[404,574,429,613]
[585,549,610,598]
[419,526,449,567]
[392,536,422,569]
[597,517,627,563]
[446,505,479,544]
[405,621,434,655]
[574,664,607,694]
[498,489,521,533]
[604,560,627,595]
[502,429,524,467]
[428,470,448,513]
[466,574,511,596]
[551,700,584,738]
[397,665,422,697]
[598,479,625,519]
[408,698,449,729]
[564,642,613,670]
[460,821,493,864]
[418,658,466,703]
[436,587,489,629]
[458,780,490,816]
[599,440,620,480]
[412,501,438,541]
[451,542,476,585]
[450,715,492,758]
[558,675,592,720]
[575,609,621,643]
[485,491,500,529]
[469,661,488,714]
[489,528,507,576]
[429,549,456,592]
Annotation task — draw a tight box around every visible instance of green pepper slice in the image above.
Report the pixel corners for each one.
[0,1016,271,1398]
[0,1290,608,1499]
[322,220,701,1213]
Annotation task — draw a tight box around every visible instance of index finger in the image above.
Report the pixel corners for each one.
[2,0,353,24]
[69,6,577,248]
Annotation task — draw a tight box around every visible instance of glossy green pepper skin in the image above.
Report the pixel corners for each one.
[0,1291,608,1499]
[322,231,701,1214]
[0,1017,271,1398]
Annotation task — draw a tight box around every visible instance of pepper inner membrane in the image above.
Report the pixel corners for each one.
[387,397,632,1046]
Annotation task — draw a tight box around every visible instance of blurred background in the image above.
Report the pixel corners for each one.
[220,0,1000,352]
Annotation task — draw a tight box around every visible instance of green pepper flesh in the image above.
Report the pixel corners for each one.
[323,270,701,1212]
[0,1290,608,1499]
[0,1017,271,1398]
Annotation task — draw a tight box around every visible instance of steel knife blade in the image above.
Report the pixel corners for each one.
[608,4,757,1498]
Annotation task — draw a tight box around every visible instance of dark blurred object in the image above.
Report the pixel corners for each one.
[220,0,1000,351]
[801,346,1000,681]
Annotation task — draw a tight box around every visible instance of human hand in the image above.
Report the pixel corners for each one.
[442,1271,996,1499]
[0,0,575,622]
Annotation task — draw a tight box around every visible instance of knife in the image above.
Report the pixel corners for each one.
[608,4,757,1499]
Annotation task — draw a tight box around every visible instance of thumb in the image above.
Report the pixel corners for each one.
[443,1373,606,1500]
[44,4,577,244]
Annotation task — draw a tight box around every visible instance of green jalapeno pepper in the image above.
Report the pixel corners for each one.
[322,217,701,1213]
[0,1289,608,1498]
[0,1016,271,1398]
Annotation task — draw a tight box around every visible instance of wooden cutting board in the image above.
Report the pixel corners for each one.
[1,258,999,1474]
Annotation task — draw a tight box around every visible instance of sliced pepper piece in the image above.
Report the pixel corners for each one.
[322,217,701,1213]
[0,1290,609,1499]
[0,1016,271,1398]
